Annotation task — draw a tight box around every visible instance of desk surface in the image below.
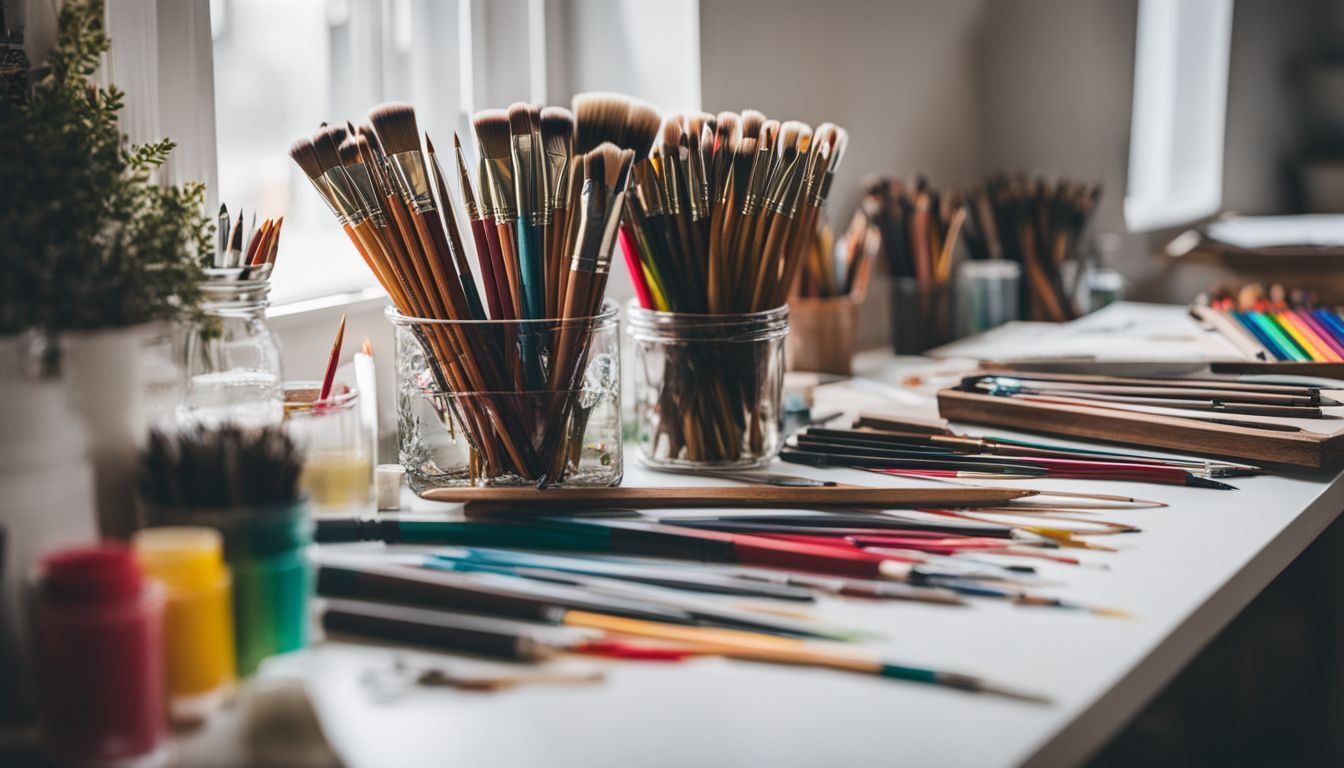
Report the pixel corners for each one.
[262,305,1344,768]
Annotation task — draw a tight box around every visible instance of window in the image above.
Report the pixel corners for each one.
[1124,0,1234,231]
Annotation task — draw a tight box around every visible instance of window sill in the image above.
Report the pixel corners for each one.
[266,285,391,330]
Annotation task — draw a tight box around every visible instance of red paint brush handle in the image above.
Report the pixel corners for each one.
[481,222,516,319]
[619,226,654,309]
[469,219,504,320]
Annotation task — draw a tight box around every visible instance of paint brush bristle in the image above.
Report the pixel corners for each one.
[368,102,421,156]
[624,100,662,159]
[540,107,575,156]
[740,110,765,141]
[573,91,632,154]
[472,108,512,160]
[288,137,323,179]
[313,124,346,172]
[507,101,535,138]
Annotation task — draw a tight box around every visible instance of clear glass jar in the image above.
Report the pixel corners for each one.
[178,277,284,429]
[389,300,622,491]
[283,382,373,516]
[627,302,789,468]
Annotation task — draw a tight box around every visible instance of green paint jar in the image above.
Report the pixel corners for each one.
[145,500,312,676]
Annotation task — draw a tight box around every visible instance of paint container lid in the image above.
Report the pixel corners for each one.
[133,527,228,592]
[41,543,144,605]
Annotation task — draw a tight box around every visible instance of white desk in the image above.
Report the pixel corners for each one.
[258,307,1344,768]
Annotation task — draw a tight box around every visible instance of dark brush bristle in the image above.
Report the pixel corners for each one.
[741,110,765,141]
[507,102,535,138]
[313,124,346,172]
[338,134,365,167]
[472,109,512,160]
[624,100,662,160]
[289,137,323,179]
[368,102,421,156]
[573,91,631,154]
[540,107,575,155]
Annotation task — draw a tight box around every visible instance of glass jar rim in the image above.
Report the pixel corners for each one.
[385,298,619,328]
[625,299,789,340]
[283,380,359,412]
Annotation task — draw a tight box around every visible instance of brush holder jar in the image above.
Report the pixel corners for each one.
[389,301,622,492]
[954,260,1021,338]
[180,279,284,429]
[627,302,789,469]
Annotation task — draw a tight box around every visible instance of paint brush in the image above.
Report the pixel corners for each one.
[319,312,346,402]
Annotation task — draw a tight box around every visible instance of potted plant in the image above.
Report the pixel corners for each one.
[0,0,212,536]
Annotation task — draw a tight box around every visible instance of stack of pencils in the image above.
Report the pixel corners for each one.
[1192,283,1344,363]
[962,173,1101,323]
[781,425,1255,489]
[290,96,645,483]
[852,176,967,289]
[212,203,283,278]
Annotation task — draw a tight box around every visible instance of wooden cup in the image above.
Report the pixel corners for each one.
[786,296,859,376]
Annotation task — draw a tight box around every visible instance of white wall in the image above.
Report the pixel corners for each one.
[698,0,988,347]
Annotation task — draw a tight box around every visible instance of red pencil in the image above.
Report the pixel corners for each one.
[320,312,347,402]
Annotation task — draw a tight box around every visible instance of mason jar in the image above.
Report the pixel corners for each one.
[627,301,789,469]
[388,300,621,491]
[178,275,284,429]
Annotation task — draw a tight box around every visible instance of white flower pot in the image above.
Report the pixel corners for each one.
[0,369,97,725]
[61,323,155,538]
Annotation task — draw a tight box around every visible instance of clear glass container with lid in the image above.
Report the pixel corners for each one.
[178,273,284,429]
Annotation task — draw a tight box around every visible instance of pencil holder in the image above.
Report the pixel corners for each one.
[389,301,622,492]
[145,500,313,677]
[786,296,860,376]
[889,276,955,355]
[628,302,789,469]
[954,260,1021,337]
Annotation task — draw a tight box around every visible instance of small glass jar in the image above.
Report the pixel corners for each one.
[178,275,284,429]
[284,382,373,516]
[389,300,622,491]
[627,302,789,468]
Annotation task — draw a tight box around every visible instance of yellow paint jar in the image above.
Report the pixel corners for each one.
[133,527,235,724]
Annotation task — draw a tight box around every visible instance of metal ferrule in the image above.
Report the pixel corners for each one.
[476,158,494,221]
[544,151,570,221]
[388,150,436,215]
[805,152,830,209]
[305,176,343,223]
[764,152,804,216]
[483,155,518,223]
[594,189,627,273]
[634,162,665,217]
[510,135,544,227]
[319,167,367,226]
[344,162,387,228]
[568,180,606,273]
[659,151,683,217]
[683,150,707,222]
[741,153,770,217]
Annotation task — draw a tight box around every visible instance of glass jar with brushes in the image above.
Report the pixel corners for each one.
[284,381,374,516]
[179,271,284,429]
[628,303,789,468]
[389,300,622,491]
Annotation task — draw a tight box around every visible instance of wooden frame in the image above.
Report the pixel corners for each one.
[937,387,1344,469]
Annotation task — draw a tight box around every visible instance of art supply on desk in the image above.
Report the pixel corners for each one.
[937,372,1344,467]
[962,174,1102,323]
[851,176,966,353]
[293,99,634,488]
[418,483,1037,509]
[1190,284,1344,376]
[285,381,373,515]
[956,258,1021,337]
[786,430,1238,489]
[622,111,849,467]
[132,527,236,724]
[34,544,167,768]
[376,464,405,510]
[141,426,313,675]
[788,218,871,375]
[180,247,286,430]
